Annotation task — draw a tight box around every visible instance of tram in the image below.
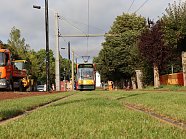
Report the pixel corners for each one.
[76,63,96,91]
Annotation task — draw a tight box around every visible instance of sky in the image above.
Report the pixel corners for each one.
[0,0,181,63]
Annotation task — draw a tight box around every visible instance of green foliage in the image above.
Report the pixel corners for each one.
[161,1,186,74]
[163,1,186,49]
[35,49,56,84]
[27,50,39,78]
[94,13,147,82]
[141,61,154,86]
[60,55,71,81]
[3,26,71,85]
[0,40,4,48]
[7,27,30,60]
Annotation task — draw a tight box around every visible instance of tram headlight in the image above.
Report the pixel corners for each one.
[78,80,83,85]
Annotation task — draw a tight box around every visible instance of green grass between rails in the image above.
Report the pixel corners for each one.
[0,92,74,120]
[0,91,185,138]
[98,91,186,122]
[144,85,186,91]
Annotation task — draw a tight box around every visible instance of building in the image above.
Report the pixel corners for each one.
[96,72,101,87]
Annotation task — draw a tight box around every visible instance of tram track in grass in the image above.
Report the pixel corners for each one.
[124,103,186,130]
[98,93,186,131]
[1,91,186,131]
[0,93,75,125]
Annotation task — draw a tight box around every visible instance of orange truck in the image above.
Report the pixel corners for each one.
[0,48,34,91]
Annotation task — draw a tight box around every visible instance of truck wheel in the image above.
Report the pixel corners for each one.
[8,80,13,91]
[19,80,23,92]
[9,82,13,91]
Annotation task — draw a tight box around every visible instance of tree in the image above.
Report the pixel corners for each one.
[138,21,171,87]
[35,49,56,85]
[0,40,4,48]
[59,55,71,81]
[161,1,186,73]
[163,1,186,50]
[7,27,30,60]
[27,50,40,79]
[94,13,146,84]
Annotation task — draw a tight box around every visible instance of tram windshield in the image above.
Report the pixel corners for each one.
[77,68,94,80]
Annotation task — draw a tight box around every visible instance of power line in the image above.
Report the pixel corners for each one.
[134,0,150,13]
[60,33,120,37]
[87,0,90,56]
[59,16,87,36]
[59,17,107,37]
[71,20,106,32]
[58,15,106,33]
[60,34,104,37]
[127,0,135,12]
[61,36,68,43]
[58,19,68,44]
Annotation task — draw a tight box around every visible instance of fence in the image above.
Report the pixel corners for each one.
[160,72,184,86]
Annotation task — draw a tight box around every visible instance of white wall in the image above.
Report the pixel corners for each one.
[96,72,101,87]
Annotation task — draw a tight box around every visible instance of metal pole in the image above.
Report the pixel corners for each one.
[68,41,70,81]
[171,65,174,74]
[55,12,61,91]
[64,68,66,91]
[68,41,71,60]
[45,0,50,92]
[72,50,74,91]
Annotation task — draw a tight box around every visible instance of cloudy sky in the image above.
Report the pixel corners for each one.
[0,0,181,63]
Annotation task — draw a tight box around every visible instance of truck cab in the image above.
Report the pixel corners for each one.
[0,49,13,90]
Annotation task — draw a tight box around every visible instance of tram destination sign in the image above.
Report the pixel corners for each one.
[78,64,93,68]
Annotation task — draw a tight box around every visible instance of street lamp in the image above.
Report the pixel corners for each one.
[33,1,50,92]
[33,4,61,91]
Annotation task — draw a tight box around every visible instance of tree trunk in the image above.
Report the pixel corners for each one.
[182,52,186,86]
[153,63,160,88]
[135,70,143,89]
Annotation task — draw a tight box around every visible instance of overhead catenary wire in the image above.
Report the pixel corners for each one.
[61,36,68,44]
[59,14,106,33]
[57,11,107,38]
[58,17,69,44]
[59,16,107,37]
[59,16,87,37]
[65,18,106,33]
[134,0,150,13]
[127,0,135,12]
[86,0,90,56]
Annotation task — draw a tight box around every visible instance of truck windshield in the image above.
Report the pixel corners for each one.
[0,52,5,66]
[14,62,24,70]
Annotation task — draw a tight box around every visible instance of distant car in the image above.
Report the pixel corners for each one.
[37,85,46,92]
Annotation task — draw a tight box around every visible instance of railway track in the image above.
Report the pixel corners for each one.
[1,92,185,130]
[0,93,74,125]
[124,103,186,130]
[99,94,186,130]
